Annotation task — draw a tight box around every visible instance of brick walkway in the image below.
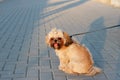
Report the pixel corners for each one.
[0,0,120,80]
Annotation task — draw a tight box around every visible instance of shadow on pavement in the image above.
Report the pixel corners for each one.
[81,17,106,69]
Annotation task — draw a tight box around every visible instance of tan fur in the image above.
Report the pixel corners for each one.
[63,32,73,46]
[46,28,101,76]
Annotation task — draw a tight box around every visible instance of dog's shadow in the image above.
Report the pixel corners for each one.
[80,17,106,69]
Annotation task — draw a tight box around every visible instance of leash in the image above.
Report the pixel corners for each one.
[70,24,120,37]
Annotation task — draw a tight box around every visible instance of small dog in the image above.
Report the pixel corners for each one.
[46,28,101,76]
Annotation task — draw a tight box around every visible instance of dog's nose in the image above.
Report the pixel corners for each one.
[54,39,57,42]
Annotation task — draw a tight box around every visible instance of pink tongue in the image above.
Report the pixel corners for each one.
[54,43,58,47]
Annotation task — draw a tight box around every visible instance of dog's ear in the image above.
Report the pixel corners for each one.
[63,32,73,46]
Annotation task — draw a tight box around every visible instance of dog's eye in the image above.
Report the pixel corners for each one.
[58,37,62,40]
[50,38,54,41]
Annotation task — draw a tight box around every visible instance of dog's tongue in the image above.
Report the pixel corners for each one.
[54,43,58,48]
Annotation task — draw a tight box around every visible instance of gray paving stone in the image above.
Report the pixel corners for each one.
[14,73,25,78]
[105,73,120,80]
[93,73,108,80]
[13,77,38,80]
[0,78,12,80]
[0,62,4,71]
[3,63,15,71]
[27,68,38,78]
[15,64,27,74]
[0,71,13,78]
[40,72,53,80]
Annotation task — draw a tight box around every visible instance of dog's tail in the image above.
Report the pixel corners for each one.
[86,66,102,76]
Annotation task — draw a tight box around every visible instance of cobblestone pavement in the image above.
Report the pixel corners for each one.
[0,0,120,80]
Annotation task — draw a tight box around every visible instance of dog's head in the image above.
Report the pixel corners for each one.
[46,28,73,49]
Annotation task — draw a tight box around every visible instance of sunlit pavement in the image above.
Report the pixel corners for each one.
[0,0,120,80]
